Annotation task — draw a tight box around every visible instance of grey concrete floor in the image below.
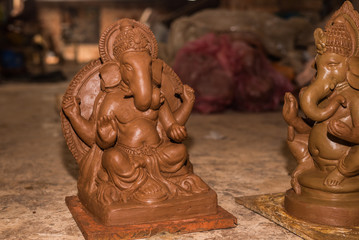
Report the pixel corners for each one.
[0,81,300,239]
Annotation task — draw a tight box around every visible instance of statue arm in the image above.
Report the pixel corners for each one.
[62,96,95,146]
[159,99,178,131]
[283,92,311,134]
[173,84,195,126]
[68,115,95,146]
[286,116,311,134]
[159,99,187,142]
[173,103,192,126]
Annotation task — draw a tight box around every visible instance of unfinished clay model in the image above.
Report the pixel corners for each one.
[61,19,235,237]
[283,1,359,227]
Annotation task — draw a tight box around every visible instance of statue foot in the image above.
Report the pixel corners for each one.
[324,168,346,187]
[133,177,168,204]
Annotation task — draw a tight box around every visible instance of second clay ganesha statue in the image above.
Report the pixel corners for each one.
[283,1,359,226]
[61,19,217,225]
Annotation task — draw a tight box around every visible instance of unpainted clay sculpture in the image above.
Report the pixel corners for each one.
[283,1,359,227]
[61,19,235,235]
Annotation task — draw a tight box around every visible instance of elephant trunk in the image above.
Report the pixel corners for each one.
[130,69,152,112]
[299,77,344,122]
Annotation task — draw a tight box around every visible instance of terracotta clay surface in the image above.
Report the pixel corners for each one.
[60,18,235,235]
[66,195,236,240]
[236,193,359,240]
[282,1,359,227]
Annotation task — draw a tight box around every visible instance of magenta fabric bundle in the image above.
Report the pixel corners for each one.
[173,33,294,113]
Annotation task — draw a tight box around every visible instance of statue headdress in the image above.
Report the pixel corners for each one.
[112,20,152,60]
[314,1,359,57]
[99,18,158,63]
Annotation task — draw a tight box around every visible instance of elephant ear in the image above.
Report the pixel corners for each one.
[348,57,359,90]
[99,61,122,88]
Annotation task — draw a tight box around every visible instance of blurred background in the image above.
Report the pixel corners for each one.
[0,0,356,113]
[1,2,358,239]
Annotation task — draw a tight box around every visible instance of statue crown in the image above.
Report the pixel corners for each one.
[325,20,352,57]
[315,1,359,57]
[113,21,151,59]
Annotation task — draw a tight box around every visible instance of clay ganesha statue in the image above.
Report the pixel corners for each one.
[282,1,359,226]
[61,19,218,225]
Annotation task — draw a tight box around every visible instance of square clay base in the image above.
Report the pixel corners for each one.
[66,196,237,240]
[235,192,359,240]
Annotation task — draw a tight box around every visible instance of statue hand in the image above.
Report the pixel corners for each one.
[97,113,118,140]
[282,92,298,125]
[181,85,195,104]
[62,96,81,119]
[328,120,352,140]
[168,123,187,142]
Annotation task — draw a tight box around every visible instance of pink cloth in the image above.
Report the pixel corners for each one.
[173,33,294,113]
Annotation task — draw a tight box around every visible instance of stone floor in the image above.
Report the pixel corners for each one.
[0,81,301,240]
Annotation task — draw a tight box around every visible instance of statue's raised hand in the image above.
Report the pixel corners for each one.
[97,112,118,146]
[181,85,195,104]
[168,123,187,142]
[282,92,299,126]
[62,96,81,119]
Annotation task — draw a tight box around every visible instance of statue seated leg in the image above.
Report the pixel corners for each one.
[337,146,359,179]
[98,141,209,205]
[100,146,173,204]
[157,142,188,175]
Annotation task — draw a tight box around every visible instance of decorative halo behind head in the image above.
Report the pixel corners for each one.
[314,1,359,57]
[99,18,158,62]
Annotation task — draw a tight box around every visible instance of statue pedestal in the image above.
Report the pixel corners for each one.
[235,192,359,239]
[66,195,237,240]
[285,189,359,227]
[82,189,220,226]
[284,169,359,227]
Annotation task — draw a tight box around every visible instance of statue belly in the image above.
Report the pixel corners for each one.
[118,118,161,147]
[309,122,350,161]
